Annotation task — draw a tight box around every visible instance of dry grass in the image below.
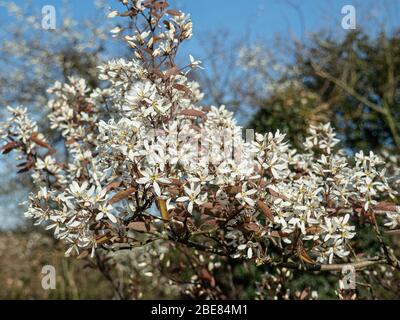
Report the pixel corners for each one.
[0,231,113,299]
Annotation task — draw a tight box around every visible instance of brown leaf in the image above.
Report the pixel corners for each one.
[267,187,289,200]
[202,202,214,210]
[385,229,400,235]
[170,178,182,186]
[245,222,261,233]
[127,221,155,233]
[298,248,315,265]
[199,216,218,228]
[199,268,216,288]
[173,83,192,95]
[119,9,136,17]
[225,185,241,195]
[1,141,19,154]
[270,230,289,238]
[373,201,398,212]
[30,134,53,150]
[103,181,122,192]
[163,20,173,30]
[151,36,163,44]
[306,226,322,235]
[180,109,206,118]
[17,166,31,174]
[153,0,168,11]
[166,186,180,196]
[77,250,89,259]
[257,200,274,222]
[166,9,182,16]
[109,187,137,204]
[299,288,310,300]
[143,47,154,55]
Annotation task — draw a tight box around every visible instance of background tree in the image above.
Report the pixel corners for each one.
[247,29,400,153]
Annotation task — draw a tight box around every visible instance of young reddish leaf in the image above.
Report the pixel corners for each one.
[298,248,315,265]
[17,166,30,174]
[267,187,289,200]
[373,201,398,212]
[199,268,216,288]
[127,221,156,232]
[180,109,206,118]
[163,20,172,30]
[1,141,19,154]
[306,226,322,235]
[166,9,182,16]
[103,181,122,192]
[119,9,136,17]
[30,134,52,150]
[173,83,192,95]
[77,250,89,259]
[299,288,310,300]
[109,187,137,204]
[225,185,241,195]
[245,222,261,233]
[270,230,289,238]
[170,178,182,186]
[257,200,274,222]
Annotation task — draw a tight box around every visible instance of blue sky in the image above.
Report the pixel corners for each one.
[1,0,397,86]
[1,0,399,56]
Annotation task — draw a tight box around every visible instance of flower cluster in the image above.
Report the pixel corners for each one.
[1,1,399,278]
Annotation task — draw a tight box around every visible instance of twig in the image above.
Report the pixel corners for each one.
[274,257,386,272]
[385,229,400,235]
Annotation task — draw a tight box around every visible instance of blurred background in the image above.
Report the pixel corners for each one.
[0,0,399,299]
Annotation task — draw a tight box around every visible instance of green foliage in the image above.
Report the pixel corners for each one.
[249,29,400,153]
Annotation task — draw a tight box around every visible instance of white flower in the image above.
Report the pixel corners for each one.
[95,203,116,223]
[385,212,400,229]
[235,183,257,206]
[110,26,122,34]
[176,183,207,214]
[68,181,90,198]
[107,10,119,18]
[189,54,203,69]
[237,242,258,259]
[136,168,171,197]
